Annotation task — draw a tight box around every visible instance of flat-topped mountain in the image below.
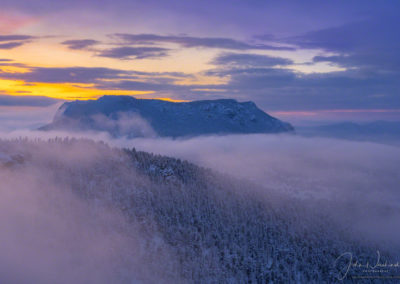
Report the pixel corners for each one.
[41,95,294,137]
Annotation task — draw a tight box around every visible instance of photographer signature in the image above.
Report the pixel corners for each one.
[334,250,399,280]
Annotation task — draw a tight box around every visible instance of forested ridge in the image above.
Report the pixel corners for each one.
[0,138,397,283]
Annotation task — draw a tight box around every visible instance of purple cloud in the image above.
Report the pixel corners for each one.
[0,67,129,83]
[0,35,33,42]
[212,53,293,67]
[98,46,170,60]
[0,95,61,106]
[0,34,35,49]
[112,33,295,51]
[0,42,25,49]
[61,39,99,50]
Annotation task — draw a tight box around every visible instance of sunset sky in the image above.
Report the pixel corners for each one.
[1,0,400,125]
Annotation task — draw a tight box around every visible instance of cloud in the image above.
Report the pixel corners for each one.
[286,16,398,52]
[112,33,295,51]
[0,65,196,100]
[0,66,129,83]
[0,15,398,113]
[1,61,398,113]
[3,62,396,113]
[285,16,400,72]
[0,59,27,67]
[101,79,176,91]
[0,103,62,131]
[0,35,33,41]
[0,41,25,49]
[0,34,34,49]
[0,95,61,107]
[207,43,400,111]
[60,33,294,62]
[92,112,157,137]
[212,52,293,67]
[0,139,181,283]
[113,134,400,247]
[203,23,399,110]
[2,128,400,251]
[46,111,157,138]
[0,64,190,87]
[61,39,99,50]
[218,16,398,111]
[98,46,170,60]
[8,130,395,251]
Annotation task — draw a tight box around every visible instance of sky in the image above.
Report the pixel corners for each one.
[0,0,400,124]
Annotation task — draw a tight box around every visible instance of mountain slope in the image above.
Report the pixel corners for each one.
[1,138,397,283]
[40,95,294,137]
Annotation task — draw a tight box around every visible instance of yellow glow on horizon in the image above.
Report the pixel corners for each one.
[0,78,189,103]
[0,79,153,100]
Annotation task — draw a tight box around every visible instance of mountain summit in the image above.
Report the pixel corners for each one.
[41,95,294,137]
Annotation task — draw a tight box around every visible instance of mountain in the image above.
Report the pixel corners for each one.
[40,95,294,137]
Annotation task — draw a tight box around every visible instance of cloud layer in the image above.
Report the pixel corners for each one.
[120,134,400,246]
[0,139,181,283]
[98,46,170,60]
[112,33,294,51]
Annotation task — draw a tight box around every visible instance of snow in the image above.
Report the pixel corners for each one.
[41,95,294,137]
[0,138,397,282]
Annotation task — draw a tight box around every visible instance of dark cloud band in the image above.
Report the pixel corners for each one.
[61,39,99,50]
[98,46,170,60]
[112,33,295,51]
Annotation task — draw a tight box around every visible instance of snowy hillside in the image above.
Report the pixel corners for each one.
[0,138,398,283]
[40,96,294,137]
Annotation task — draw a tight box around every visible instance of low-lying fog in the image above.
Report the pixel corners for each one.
[1,127,400,282]
[127,134,400,243]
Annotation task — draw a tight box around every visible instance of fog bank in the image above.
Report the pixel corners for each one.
[123,134,400,247]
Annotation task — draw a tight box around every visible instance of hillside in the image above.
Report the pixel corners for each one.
[0,138,397,283]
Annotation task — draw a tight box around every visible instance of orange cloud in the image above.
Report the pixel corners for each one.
[0,78,188,103]
[152,97,189,102]
[0,79,152,101]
